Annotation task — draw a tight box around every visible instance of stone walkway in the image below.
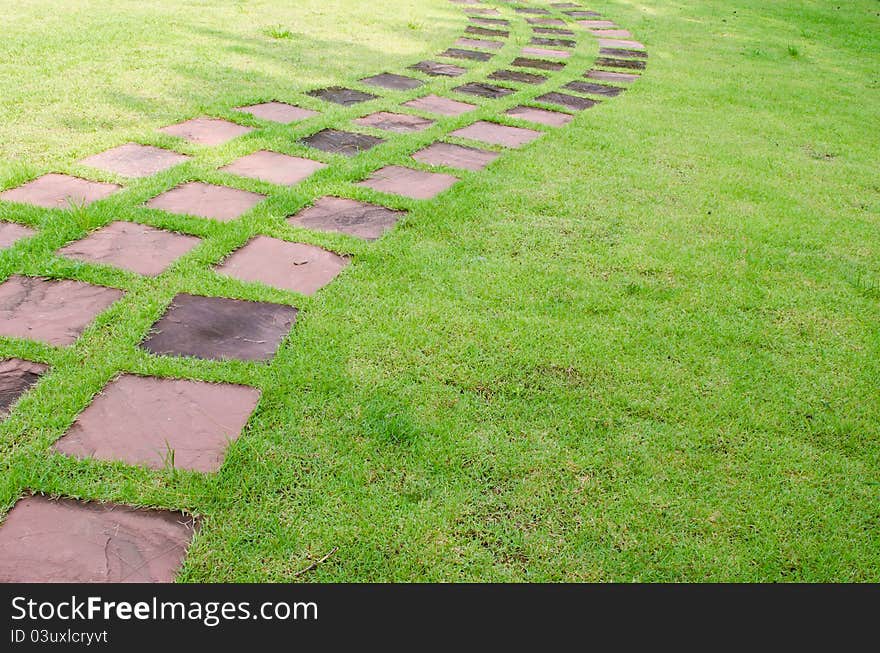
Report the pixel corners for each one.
[0,0,647,582]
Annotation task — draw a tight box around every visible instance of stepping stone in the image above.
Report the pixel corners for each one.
[80,143,189,178]
[551,2,582,7]
[467,8,500,15]
[0,222,35,250]
[533,26,575,36]
[578,20,616,28]
[146,182,265,222]
[354,111,435,133]
[600,47,649,59]
[159,118,253,146]
[465,25,509,38]
[299,128,385,157]
[590,29,633,38]
[596,56,646,70]
[221,151,327,186]
[58,222,200,276]
[526,18,566,26]
[521,46,571,58]
[141,294,297,362]
[564,80,625,97]
[235,101,319,124]
[1,174,119,209]
[515,7,550,14]
[456,37,504,50]
[489,69,548,84]
[469,17,510,26]
[403,94,476,116]
[0,495,196,583]
[413,142,500,171]
[409,60,467,77]
[0,275,123,346]
[536,91,598,110]
[598,38,646,50]
[289,197,404,241]
[512,57,565,71]
[53,374,260,473]
[531,37,576,47]
[586,72,640,87]
[0,359,48,419]
[506,105,573,127]
[217,237,348,295]
[442,47,493,61]
[451,121,541,148]
[308,86,378,106]
[454,82,515,99]
[360,73,425,91]
[359,166,458,200]
[567,10,602,17]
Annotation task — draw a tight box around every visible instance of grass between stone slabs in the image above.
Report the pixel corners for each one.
[0,0,878,582]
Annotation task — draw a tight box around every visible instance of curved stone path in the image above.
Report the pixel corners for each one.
[0,1,647,582]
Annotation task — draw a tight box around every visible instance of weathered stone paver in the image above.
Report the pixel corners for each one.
[403,95,476,116]
[58,221,201,276]
[564,80,625,97]
[359,166,458,200]
[522,46,571,59]
[146,182,265,221]
[221,151,327,186]
[465,25,510,38]
[451,121,542,148]
[0,222,35,250]
[354,112,435,133]
[300,128,385,156]
[289,197,405,241]
[0,358,48,419]
[409,60,467,77]
[413,142,500,171]
[360,73,425,90]
[512,56,565,71]
[586,69,640,83]
[160,118,252,146]
[53,374,260,472]
[80,143,189,178]
[489,69,548,84]
[308,86,378,106]
[442,47,493,62]
[235,101,318,123]
[596,56,647,70]
[506,105,573,127]
[216,237,348,295]
[454,82,515,99]
[600,47,649,59]
[1,174,119,209]
[456,37,504,51]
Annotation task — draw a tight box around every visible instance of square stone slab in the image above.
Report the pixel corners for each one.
[564,80,625,97]
[454,82,515,99]
[57,221,201,277]
[354,112,435,133]
[403,94,476,116]
[537,92,598,110]
[221,151,327,186]
[235,101,319,124]
[141,293,297,362]
[0,275,123,346]
[506,105,573,127]
[586,69,640,83]
[533,26,576,36]
[360,73,424,90]
[0,495,196,583]
[288,196,404,241]
[0,222,35,250]
[489,69,548,84]
[567,10,602,17]
[600,47,649,59]
[299,129,385,157]
[441,47,493,62]
[1,174,119,210]
[409,60,467,77]
[307,86,378,106]
[526,18,566,26]
[511,56,565,71]
[0,358,48,419]
[159,118,253,146]
[53,374,261,473]
[216,236,348,295]
[359,166,458,200]
[451,121,542,148]
[551,2,581,7]
[80,143,190,178]
[531,37,576,47]
[469,17,509,26]
[456,37,504,50]
[465,25,510,38]
[597,38,646,50]
[146,182,265,222]
[467,7,500,14]
[596,56,646,70]
[522,46,571,58]
[515,7,550,14]
[578,20,617,28]
[590,29,633,38]
[413,142,500,171]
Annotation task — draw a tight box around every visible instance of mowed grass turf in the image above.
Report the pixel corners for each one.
[0,0,878,581]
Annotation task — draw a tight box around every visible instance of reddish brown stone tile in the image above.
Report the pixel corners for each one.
[465,25,509,38]
[359,166,458,200]
[533,26,576,36]
[526,17,566,26]
[308,86,378,106]
[221,151,327,186]
[360,73,425,91]
[235,102,318,124]
[0,359,48,419]
[531,37,577,47]
[454,82,515,99]
[80,143,189,178]
[288,197,404,241]
[0,222,35,250]
[409,61,467,77]
[402,95,476,116]
[54,374,261,473]
[441,47,493,62]
[564,80,625,97]
[299,129,385,157]
[515,6,550,14]
[469,17,510,26]
[216,237,348,295]
[590,29,633,38]
[58,222,200,277]
[0,495,196,583]
[600,47,649,59]
[597,38,646,50]
[467,7,500,15]
[521,46,571,58]
[551,2,581,8]
[506,105,573,127]
[455,37,504,51]
[159,118,253,146]
[1,174,120,210]
[511,56,565,71]
[141,293,297,362]
[586,69,640,83]
[0,276,123,346]
[566,10,602,17]
[489,69,548,84]
[451,121,542,148]
[413,142,500,171]
[146,182,265,222]
[354,112,435,133]
[537,91,599,110]
[596,56,646,70]
[577,19,617,28]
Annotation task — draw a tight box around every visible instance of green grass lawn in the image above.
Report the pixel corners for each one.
[0,0,878,581]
